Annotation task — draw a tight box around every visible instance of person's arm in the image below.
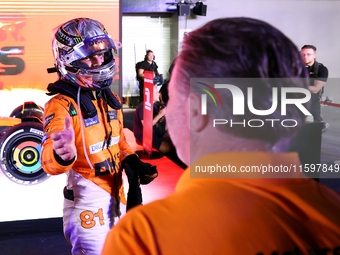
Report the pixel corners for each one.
[138,68,145,79]
[309,64,328,94]
[309,80,326,94]
[41,99,76,175]
[117,105,158,185]
[140,107,166,126]
[152,107,165,125]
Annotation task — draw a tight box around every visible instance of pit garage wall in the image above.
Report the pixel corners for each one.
[0,0,120,222]
[179,0,340,103]
[122,14,175,97]
[122,0,175,12]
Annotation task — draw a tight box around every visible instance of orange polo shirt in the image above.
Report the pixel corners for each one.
[102,152,340,255]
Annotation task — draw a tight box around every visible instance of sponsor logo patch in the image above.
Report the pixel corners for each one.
[59,96,70,104]
[89,136,120,154]
[108,110,118,120]
[43,159,53,165]
[84,115,99,128]
[69,103,77,117]
[44,113,55,128]
[44,113,55,123]
[42,134,48,144]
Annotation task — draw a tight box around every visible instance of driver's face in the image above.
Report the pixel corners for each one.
[79,53,105,67]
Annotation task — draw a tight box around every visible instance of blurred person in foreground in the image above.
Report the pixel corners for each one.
[41,18,157,255]
[101,17,340,255]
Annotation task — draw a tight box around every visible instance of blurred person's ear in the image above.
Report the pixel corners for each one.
[190,93,208,133]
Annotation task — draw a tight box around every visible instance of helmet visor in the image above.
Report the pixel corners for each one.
[64,34,116,64]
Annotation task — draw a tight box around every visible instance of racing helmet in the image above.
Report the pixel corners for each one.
[52,18,117,90]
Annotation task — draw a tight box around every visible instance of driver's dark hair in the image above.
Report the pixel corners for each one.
[176,17,309,145]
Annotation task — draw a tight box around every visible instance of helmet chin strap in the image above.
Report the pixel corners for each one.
[102,87,122,110]
[76,86,94,170]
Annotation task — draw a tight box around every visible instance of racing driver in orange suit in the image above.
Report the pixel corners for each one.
[41,18,157,255]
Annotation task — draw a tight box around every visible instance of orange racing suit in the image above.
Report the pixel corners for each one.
[41,85,135,255]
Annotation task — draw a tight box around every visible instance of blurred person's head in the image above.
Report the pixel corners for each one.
[145,50,154,63]
[153,84,161,103]
[166,17,310,165]
[301,45,317,67]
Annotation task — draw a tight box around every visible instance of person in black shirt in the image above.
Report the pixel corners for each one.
[301,45,329,132]
[136,50,160,101]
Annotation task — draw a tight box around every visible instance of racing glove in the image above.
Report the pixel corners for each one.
[125,164,142,211]
[123,154,158,211]
[123,154,158,184]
